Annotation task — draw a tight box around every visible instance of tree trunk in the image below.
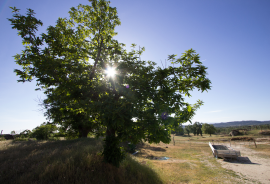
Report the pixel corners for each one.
[103,126,124,167]
[106,127,115,137]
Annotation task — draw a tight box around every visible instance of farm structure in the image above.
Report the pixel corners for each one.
[209,142,241,159]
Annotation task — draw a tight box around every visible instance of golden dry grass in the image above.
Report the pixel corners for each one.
[134,139,241,183]
[0,135,258,184]
[244,142,270,159]
[0,138,162,184]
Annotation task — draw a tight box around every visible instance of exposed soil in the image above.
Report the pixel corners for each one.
[216,142,270,184]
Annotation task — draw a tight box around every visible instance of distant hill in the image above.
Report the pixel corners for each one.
[208,120,270,128]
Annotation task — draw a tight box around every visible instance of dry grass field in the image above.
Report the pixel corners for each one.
[133,140,241,183]
[0,138,162,184]
[0,131,269,184]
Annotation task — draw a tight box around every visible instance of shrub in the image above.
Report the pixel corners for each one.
[19,129,32,138]
[31,123,57,140]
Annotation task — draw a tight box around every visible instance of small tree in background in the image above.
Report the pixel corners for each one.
[185,125,192,136]
[191,122,202,136]
[197,123,203,136]
[202,123,216,136]
[191,125,197,136]
[10,130,15,135]
[172,124,184,135]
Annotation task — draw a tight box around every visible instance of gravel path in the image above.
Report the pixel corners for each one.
[216,142,270,184]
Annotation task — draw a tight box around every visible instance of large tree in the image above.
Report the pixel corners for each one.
[8,0,211,167]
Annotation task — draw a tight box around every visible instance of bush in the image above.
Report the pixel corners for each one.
[14,138,29,141]
[53,132,66,138]
[259,131,270,135]
[31,123,57,140]
[48,137,60,141]
[65,130,79,140]
[19,129,32,138]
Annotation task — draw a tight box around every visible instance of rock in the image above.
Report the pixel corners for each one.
[229,130,239,136]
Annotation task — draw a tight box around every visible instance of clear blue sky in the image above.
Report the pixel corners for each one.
[1,0,269,134]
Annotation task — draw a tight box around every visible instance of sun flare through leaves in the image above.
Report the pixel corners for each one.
[105,67,116,77]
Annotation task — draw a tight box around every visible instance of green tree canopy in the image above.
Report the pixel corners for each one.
[202,123,216,136]
[8,0,211,167]
[192,122,202,136]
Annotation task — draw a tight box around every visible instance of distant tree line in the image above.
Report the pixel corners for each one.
[215,124,270,135]
[181,123,270,137]
[211,121,270,128]
[0,122,84,141]
[183,122,216,136]
[6,122,268,141]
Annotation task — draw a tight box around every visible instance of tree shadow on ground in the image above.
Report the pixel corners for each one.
[133,142,168,161]
[179,135,191,137]
[223,156,260,165]
[136,143,166,152]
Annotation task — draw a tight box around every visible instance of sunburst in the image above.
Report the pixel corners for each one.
[105,67,116,77]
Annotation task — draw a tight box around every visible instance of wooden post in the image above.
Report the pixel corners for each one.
[230,139,231,147]
[253,139,257,148]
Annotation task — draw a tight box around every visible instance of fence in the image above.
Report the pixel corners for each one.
[171,139,258,149]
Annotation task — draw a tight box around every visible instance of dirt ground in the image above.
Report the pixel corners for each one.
[216,142,270,184]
